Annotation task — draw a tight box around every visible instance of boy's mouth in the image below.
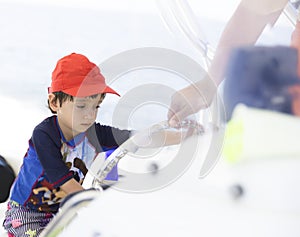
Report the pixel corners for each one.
[81,123,92,127]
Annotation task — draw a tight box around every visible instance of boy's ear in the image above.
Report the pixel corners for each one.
[48,93,59,112]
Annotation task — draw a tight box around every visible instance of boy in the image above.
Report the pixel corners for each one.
[3,53,133,237]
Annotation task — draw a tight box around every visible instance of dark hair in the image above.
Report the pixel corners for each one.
[48,92,106,114]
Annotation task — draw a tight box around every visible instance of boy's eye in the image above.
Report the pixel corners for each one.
[76,105,85,109]
[95,105,100,109]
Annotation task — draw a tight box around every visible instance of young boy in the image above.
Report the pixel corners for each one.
[2,53,133,237]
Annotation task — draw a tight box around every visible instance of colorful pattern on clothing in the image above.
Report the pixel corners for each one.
[7,116,131,213]
[3,201,54,237]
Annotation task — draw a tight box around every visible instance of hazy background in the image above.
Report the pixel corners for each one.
[0,0,299,236]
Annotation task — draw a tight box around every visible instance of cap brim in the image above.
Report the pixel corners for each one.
[49,85,120,97]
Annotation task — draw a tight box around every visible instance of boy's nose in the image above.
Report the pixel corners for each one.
[84,108,96,119]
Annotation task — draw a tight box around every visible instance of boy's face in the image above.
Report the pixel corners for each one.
[49,94,104,141]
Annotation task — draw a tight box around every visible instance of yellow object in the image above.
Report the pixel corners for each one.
[223,104,300,163]
[223,115,244,164]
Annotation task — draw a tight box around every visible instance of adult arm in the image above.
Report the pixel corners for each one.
[168,0,288,126]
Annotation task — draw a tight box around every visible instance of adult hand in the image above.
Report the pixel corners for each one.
[167,74,217,127]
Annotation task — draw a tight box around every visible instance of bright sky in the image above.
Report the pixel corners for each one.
[0,0,240,21]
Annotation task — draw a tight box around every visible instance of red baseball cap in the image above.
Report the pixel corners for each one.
[48,53,120,97]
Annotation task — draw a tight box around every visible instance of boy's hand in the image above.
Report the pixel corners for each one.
[130,120,204,149]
